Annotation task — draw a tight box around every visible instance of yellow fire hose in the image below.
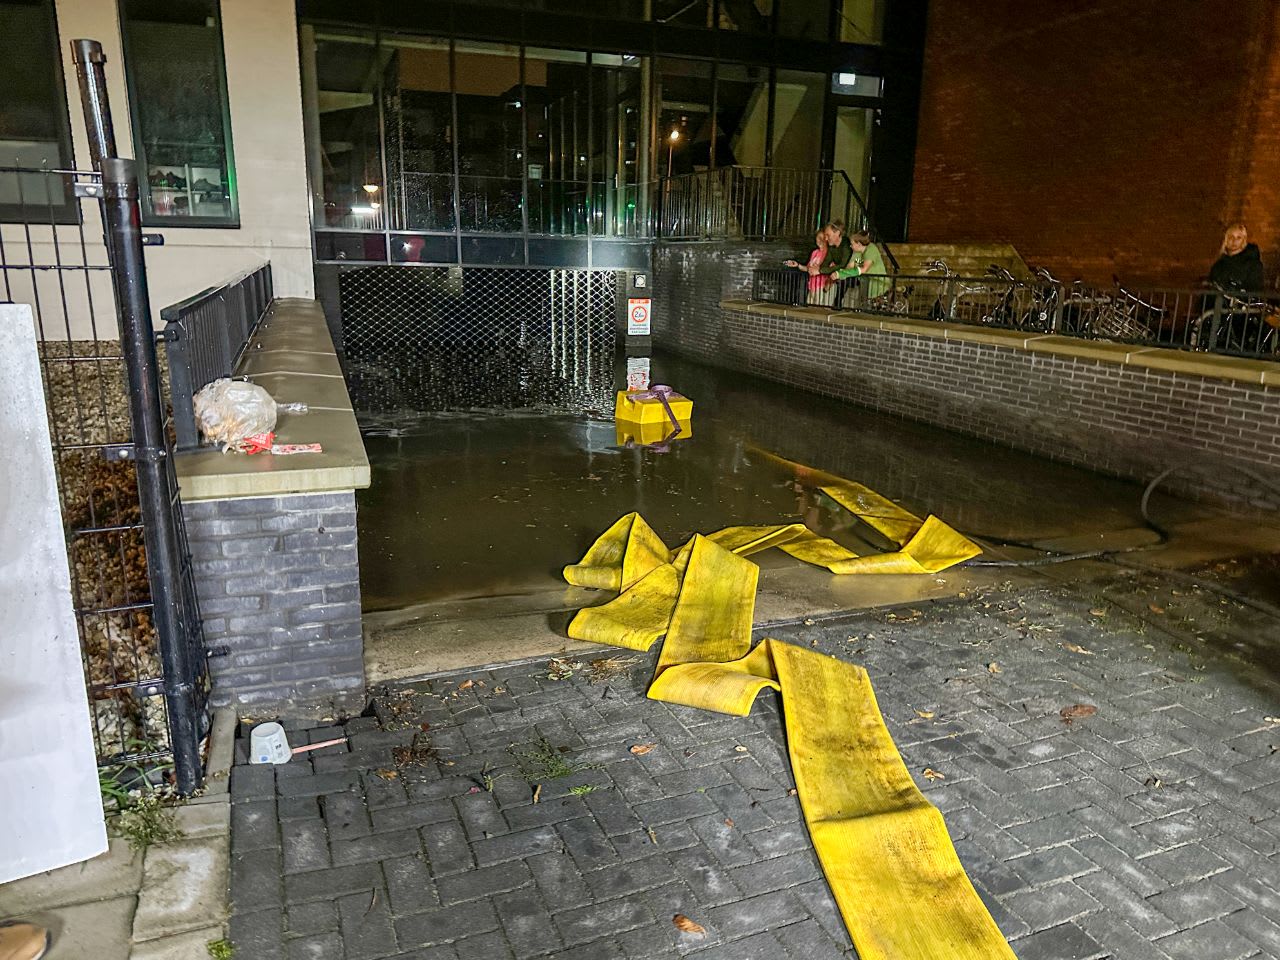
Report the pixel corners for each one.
[562,462,1016,959]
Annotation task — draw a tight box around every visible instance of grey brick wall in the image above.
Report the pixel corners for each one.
[652,241,801,345]
[183,491,366,717]
[659,293,1280,511]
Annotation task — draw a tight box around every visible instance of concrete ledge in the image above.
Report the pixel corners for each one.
[723,300,1280,385]
[175,299,369,502]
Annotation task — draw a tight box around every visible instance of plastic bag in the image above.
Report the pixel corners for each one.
[192,378,277,452]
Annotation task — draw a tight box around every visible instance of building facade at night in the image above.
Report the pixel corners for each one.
[3,0,928,320]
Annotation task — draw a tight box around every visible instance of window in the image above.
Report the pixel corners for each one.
[0,0,76,221]
[119,0,237,226]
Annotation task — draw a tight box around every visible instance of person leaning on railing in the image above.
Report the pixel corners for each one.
[833,231,890,306]
[1208,223,1264,292]
[784,229,837,307]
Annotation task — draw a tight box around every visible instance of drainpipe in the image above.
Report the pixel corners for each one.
[298,25,325,227]
[638,0,654,236]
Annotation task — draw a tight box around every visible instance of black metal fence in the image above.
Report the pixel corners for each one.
[0,40,210,793]
[751,264,1280,360]
[659,166,897,270]
[161,263,273,450]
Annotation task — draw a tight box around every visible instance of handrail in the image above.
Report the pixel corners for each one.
[160,262,274,450]
[655,165,895,266]
[750,266,1280,362]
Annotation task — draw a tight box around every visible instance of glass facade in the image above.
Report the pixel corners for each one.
[119,0,238,226]
[300,0,923,262]
[0,0,75,220]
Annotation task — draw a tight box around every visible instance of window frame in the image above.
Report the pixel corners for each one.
[0,0,79,224]
[117,0,240,228]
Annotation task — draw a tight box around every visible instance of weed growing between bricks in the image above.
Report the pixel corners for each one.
[227,558,1280,959]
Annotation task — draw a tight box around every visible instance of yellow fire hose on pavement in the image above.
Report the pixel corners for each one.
[562,461,1017,959]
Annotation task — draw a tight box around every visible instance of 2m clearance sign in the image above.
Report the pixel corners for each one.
[627,298,652,335]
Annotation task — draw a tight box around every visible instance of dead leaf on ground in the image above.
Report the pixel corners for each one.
[532,784,542,804]
[629,743,657,756]
[673,914,706,936]
[1060,704,1098,724]
[1062,642,1095,656]
[923,768,945,781]
[987,662,1002,675]
[914,709,935,720]
[733,745,748,753]
[374,768,398,780]
[647,827,659,844]
[1148,603,1166,615]
[458,679,475,690]
[723,818,735,828]
[787,788,798,797]
[1088,608,1107,617]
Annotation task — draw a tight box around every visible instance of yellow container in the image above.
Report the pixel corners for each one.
[614,390,693,424]
[616,419,693,447]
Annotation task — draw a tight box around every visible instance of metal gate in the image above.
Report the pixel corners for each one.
[0,42,208,793]
[338,266,619,416]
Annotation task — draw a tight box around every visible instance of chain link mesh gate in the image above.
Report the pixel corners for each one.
[338,266,620,416]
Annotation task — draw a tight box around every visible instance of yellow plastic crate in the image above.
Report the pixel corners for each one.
[614,390,693,424]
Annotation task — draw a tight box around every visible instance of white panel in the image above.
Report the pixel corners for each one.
[0,303,108,883]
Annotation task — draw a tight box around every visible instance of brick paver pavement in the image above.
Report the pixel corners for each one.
[227,566,1280,959]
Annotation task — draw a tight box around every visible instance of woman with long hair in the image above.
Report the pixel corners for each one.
[784,229,837,306]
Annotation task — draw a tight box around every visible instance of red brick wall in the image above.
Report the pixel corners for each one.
[908,1,1280,287]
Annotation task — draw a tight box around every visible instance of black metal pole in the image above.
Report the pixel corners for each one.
[72,41,204,795]
[72,40,117,169]
[100,157,204,795]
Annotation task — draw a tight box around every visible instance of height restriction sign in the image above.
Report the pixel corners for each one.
[627,298,652,335]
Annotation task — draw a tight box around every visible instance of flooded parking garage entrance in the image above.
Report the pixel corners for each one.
[342,282,1261,679]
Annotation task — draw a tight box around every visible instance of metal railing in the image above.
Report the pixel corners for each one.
[160,263,273,450]
[750,262,1280,360]
[658,166,873,240]
[318,165,897,266]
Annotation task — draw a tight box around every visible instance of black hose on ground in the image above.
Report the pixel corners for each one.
[962,464,1280,618]
[968,463,1280,567]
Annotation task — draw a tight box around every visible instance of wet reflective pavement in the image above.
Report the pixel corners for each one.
[356,351,1210,613]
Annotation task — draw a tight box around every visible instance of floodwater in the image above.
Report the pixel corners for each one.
[355,351,1206,612]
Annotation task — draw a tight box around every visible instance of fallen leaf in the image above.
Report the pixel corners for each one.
[1060,704,1098,724]
[374,768,399,780]
[1144,776,1163,788]
[629,743,657,756]
[1148,603,1165,615]
[923,768,945,781]
[723,818,735,828]
[733,745,748,753]
[987,662,1002,675]
[1062,642,1095,656]
[914,709,935,720]
[458,679,475,690]
[532,784,542,804]
[647,827,658,844]
[1088,608,1107,617]
[802,618,816,626]
[673,914,706,936]
[787,788,798,797]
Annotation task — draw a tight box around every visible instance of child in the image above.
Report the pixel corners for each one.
[785,229,836,306]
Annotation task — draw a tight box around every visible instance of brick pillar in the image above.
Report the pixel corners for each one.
[183,490,366,717]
